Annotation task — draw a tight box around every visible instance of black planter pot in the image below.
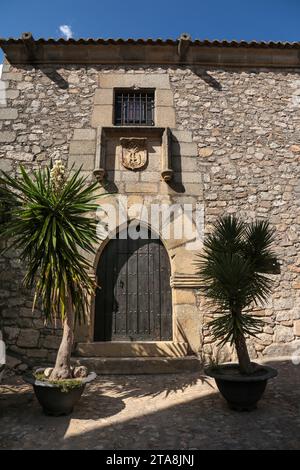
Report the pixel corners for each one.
[24,369,97,416]
[205,363,277,411]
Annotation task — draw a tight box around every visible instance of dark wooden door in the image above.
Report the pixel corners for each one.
[94,226,172,341]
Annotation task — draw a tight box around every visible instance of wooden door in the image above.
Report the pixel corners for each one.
[94,226,172,341]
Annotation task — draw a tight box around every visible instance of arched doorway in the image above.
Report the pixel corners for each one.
[94,224,172,341]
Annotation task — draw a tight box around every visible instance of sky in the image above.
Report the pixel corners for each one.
[1,0,300,63]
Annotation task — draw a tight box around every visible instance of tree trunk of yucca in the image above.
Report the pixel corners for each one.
[50,294,74,381]
[234,331,254,375]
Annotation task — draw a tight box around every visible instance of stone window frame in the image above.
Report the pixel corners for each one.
[90,73,177,183]
[91,73,176,128]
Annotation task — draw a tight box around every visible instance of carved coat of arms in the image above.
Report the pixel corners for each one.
[120,137,147,170]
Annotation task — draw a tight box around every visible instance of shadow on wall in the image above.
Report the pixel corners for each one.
[35,66,69,89]
[28,65,224,92]
[168,135,186,194]
[13,63,300,97]
[196,70,223,91]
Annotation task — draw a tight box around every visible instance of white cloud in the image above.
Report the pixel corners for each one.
[59,25,73,40]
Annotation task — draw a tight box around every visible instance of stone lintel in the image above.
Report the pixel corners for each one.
[99,74,171,90]
[102,126,165,138]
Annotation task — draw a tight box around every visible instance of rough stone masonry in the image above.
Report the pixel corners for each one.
[0,35,299,369]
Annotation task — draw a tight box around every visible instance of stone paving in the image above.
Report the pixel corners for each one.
[0,359,299,450]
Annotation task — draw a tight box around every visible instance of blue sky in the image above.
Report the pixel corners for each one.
[1,0,300,63]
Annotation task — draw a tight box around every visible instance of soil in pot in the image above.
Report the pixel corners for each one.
[205,363,277,411]
[24,369,97,416]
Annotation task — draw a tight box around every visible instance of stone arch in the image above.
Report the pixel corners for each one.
[93,217,175,275]
[93,220,173,342]
[76,210,201,351]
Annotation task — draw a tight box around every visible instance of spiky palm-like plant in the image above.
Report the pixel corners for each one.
[197,215,278,375]
[0,162,99,380]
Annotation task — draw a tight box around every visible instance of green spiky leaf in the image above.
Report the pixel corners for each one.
[0,164,101,324]
[196,215,278,345]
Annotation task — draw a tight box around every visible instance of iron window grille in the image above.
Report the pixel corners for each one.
[114,90,155,126]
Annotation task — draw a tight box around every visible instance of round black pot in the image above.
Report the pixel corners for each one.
[205,363,277,411]
[24,369,97,416]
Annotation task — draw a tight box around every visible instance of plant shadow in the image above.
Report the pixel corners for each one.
[1,360,300,449]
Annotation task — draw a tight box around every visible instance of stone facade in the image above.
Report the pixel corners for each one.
[0,38,300,366]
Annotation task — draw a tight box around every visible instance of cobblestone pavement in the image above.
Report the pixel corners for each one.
[0,359,299,450]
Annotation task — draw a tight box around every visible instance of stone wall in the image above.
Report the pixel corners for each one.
[169,67,300,359]
[0,61,299,365]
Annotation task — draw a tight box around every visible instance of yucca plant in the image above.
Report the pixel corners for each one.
[0,161,99,380]
[197,215,278,375]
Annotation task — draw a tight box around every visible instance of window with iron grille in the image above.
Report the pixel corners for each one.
[114,90,155,126]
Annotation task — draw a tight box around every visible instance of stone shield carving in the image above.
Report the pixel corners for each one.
[120,137,147,170]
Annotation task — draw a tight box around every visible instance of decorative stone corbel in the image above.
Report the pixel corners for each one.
[161,127,173,182]
[177,33,192,61]
[93,168,105,182]
[21,32,36,63]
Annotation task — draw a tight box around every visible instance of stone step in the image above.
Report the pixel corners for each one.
[71,356,201,375]
[74,341,189,358]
